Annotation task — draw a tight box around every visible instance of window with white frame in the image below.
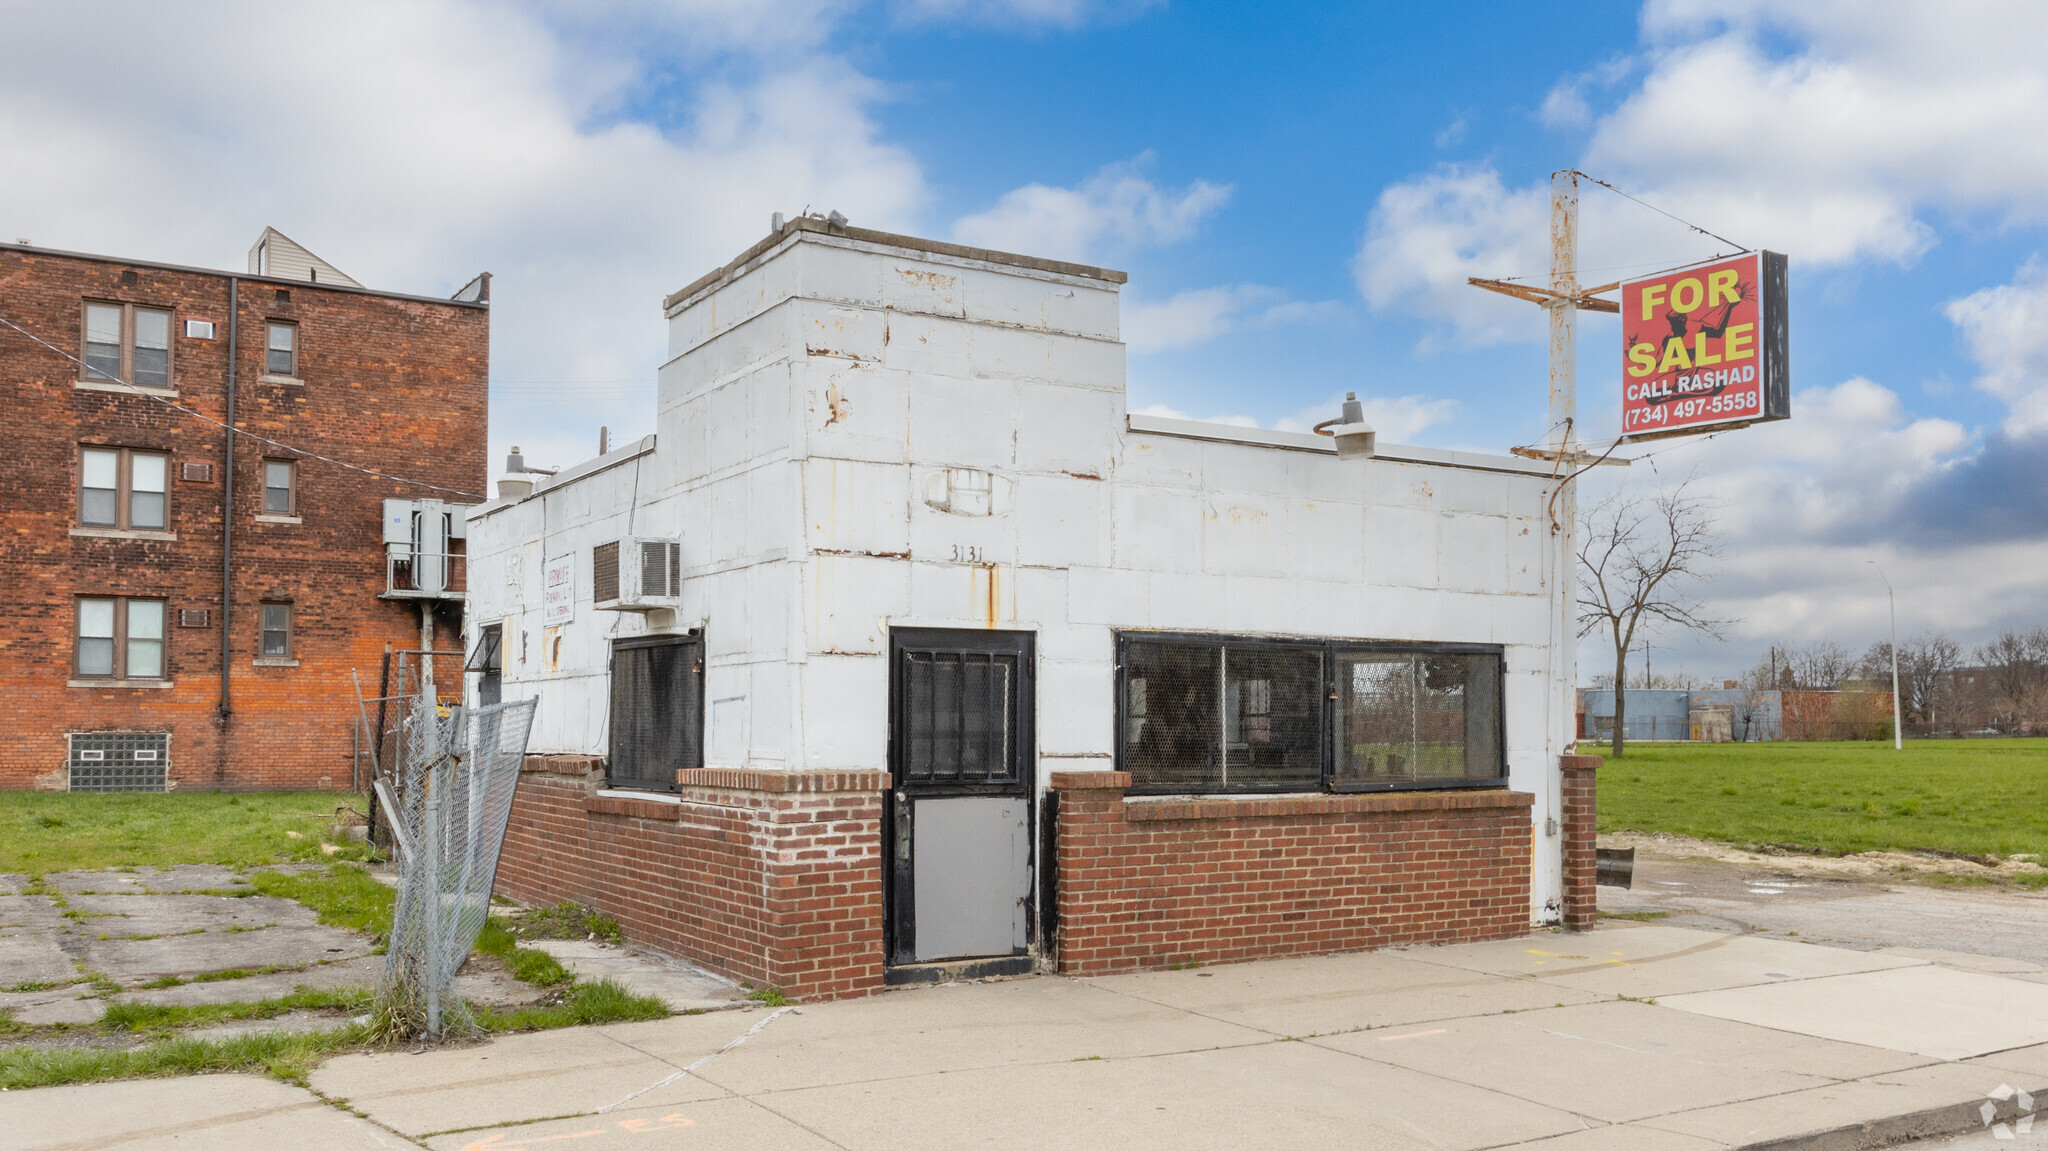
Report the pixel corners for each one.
[83,302,173,389]
[79,446,168,531]
[262,459,296,515]
[76,597,166,680]
[266,321,297,377]
[259,603,293,659]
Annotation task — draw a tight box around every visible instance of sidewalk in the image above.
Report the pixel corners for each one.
[8,922,2047,1150]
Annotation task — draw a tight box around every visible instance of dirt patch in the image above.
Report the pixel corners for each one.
[1603,830,2048,887]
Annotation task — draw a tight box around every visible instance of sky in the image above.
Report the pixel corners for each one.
[4,0,2045,683]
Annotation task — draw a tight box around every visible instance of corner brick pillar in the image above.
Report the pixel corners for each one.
[1048,771,1131,975]
[1560,754,1603,932]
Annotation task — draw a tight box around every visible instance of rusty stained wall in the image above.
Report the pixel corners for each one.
[463,224,1572,913]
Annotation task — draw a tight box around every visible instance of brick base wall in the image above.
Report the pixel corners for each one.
[1560,754,1601,932]
[494,758,890,1001]
[1050,773,1535,977]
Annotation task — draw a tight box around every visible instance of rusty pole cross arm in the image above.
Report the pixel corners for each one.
[1466,277,1620,314]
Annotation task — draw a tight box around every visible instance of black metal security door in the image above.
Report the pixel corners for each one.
[607,635,703,792]
[887,629,1034,967]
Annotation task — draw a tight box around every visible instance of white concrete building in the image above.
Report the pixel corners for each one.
[468,218,1577,982]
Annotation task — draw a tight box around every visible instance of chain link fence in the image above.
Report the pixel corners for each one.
[377,691,537,1039]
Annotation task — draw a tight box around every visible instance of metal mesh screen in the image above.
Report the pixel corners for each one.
[1122,641,1222,789]
[379,694,537,1038]
[593,540,620,603]
[68,731,169,792]
[901,650,1016,783]
[608,638,702,791]
[1334,652,1501,785]
[1222,646,1323,789]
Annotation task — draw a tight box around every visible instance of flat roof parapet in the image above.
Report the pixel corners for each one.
[663,216,1128,315]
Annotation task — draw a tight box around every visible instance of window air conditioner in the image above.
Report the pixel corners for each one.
[593,537,682,611]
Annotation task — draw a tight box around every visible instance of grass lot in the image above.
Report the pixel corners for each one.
[0,791,372,873]
[1598,739,2048,866]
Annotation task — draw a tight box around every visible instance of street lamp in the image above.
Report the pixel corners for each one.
[1868,561,1902,751]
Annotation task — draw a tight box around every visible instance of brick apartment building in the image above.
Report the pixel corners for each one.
[0,230,489,791]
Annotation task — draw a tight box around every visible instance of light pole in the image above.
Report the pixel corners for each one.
[1868,561,1902,750]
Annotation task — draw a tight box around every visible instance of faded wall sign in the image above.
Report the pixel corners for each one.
[1621,251,1790,441]
[542,554,575,626]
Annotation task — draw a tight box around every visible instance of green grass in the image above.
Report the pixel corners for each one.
[0,792,372,872]
[515,902,624,944]
[0,1024,371,1090]
[474,920,572,987]
[99,987,370,1033]
[1598,740,2048,871]
[246,864,394,939]
[477,979,670,1032]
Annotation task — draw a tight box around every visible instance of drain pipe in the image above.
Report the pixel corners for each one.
[219,277,238,721]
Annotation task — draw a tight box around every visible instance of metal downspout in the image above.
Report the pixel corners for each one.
[220,278,237,722]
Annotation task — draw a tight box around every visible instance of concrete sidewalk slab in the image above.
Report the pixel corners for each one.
[752,1038,1587,1151]
[65,893,317,934]
[1315,999,1931,1124]
[1875,946,2047,976]
[83,924,369,979]
[1506,1128,1725,1150]
[0,1073,395,1151]
[686,976,1270,1094]
[113,955,383,1007]
[311,1013,753,1137]
[1409,924,1927,999]
[1969,1041,2048,1080]
[420,1096,840,1151]
[1632,1065,2041,1148]
[1663,964,2048,1061]
[525,940,744,1012]
[1083,948,1607,1035]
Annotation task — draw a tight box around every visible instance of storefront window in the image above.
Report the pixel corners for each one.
[1119,633,1504,794]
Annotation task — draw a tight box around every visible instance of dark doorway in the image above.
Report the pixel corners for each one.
[887,628,1035,967]
[607,634,703,792]
[473,624,503,706]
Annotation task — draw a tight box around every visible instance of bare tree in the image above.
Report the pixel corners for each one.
[1974,627,2048,731]
[1730,661,1774,742]
[1860,631,1961,725]
[1786,639,1851,690]
[1578,481,1722,757]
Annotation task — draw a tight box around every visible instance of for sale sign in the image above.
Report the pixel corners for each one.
[1620,251,1789,441]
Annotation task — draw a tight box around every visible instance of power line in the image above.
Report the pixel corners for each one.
[0,310,486,500]
[1570,169,1749,252]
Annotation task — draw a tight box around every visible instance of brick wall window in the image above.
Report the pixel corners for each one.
[265,321,297,377]
[79,446,169,530]
[259,603,293,658]
[83,302,173,389]
[1117,632,1505,795]
[77,597,166,680]
[262,459,296,515]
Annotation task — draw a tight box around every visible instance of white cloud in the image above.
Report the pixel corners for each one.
[1133,392,1459,444]
[0,1,929,475]
[894,0,1163,27]
[951,156,1231,265]
[1351,167,1551,346]
[1945,259,2048,438]
[1358,4,2048,350]
[1122,285,1343,354]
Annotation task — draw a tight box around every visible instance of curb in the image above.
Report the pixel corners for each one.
[1735,1081,2044,1151]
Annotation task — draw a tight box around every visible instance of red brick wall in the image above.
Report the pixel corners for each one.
[1051,772,1535,976]
[495,761,890,1001]
[1560,754,1601,932]
[0,245,486,790]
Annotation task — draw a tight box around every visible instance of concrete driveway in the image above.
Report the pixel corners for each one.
[7,921,2047,1151]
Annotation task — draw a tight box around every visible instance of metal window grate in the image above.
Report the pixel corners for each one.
[180,461,214,482]
[68,731,168,792]
[178,608,212,628]
[592,541,620,604]
[900,649,1018,784]
[607,637,702,791]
